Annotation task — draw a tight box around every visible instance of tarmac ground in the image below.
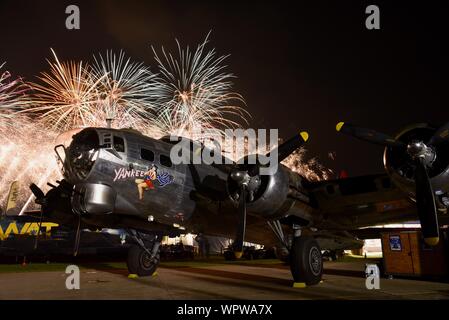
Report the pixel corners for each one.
[1,258,449,300]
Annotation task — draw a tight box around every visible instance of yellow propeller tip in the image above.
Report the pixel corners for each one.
[336,122,345,132]
[424,237,439,246]
[299,131,309,142]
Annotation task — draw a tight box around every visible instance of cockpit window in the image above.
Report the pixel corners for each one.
[113,136,125,152]
[141,148,154,162]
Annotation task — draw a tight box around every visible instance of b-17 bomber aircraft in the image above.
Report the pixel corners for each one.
[28,121,449,285]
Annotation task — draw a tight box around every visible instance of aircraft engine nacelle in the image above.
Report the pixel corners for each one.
[383,123,449,209]
[72,183,116,215]
[227,163,297,220]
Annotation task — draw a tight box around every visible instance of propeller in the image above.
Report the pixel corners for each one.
[428,121,449,146]
[336,121,441,245]
[336,122,404,148]
[267,131,310,162]
[233,183,247,258]
[30,181,82,254]
[30,183,45,204]
[73,214,82,256]
[229,131,309,258]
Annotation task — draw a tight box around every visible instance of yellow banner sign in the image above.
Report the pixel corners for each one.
[5,181,19,213]
[0,222,59,241]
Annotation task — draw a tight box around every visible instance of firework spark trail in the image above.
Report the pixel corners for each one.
[282,148,333,181]
[26,49,163,132]
[26,43,249,146]
[0,122,60,213]
[0,63,31,137]
[151,33,249,142]
[0,133,59,212]
[0,63,29,107]
[25,49,123,131]
[24,49,101,132]
[0,63,50,213]
[90,50,162,130]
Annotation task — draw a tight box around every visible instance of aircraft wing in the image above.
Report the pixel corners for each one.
[350,227,419,240]
[305,173,418,230]
[242,173,420,251]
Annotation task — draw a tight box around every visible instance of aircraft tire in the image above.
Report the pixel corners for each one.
[127,245,159,276]
[290,236,323,285]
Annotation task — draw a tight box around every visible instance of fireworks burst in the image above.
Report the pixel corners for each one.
[26,49,100,132]
[0,63,50,214]
[91,50,161,130]
[151,33,249,140]
[0,62,31,137]
[282,148,333,181]
[0,61,62,214]
[0,125,59,214]
[27,50,165,133]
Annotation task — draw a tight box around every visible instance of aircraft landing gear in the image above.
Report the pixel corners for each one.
[290,234,323,285]
[268,221,323,285]
[127,230,161,277]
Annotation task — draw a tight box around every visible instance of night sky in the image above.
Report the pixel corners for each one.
[0,0,447,177]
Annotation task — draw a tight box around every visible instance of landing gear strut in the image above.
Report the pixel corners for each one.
[126,230,161,277]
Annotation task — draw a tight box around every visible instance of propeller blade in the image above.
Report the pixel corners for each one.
[30,183,45,204]
[415,158,439,245]
[233,186,247,258]
[73,214,82,256]
[267,131,309,163]
[336,122,404,148]
[428,122,449,146]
